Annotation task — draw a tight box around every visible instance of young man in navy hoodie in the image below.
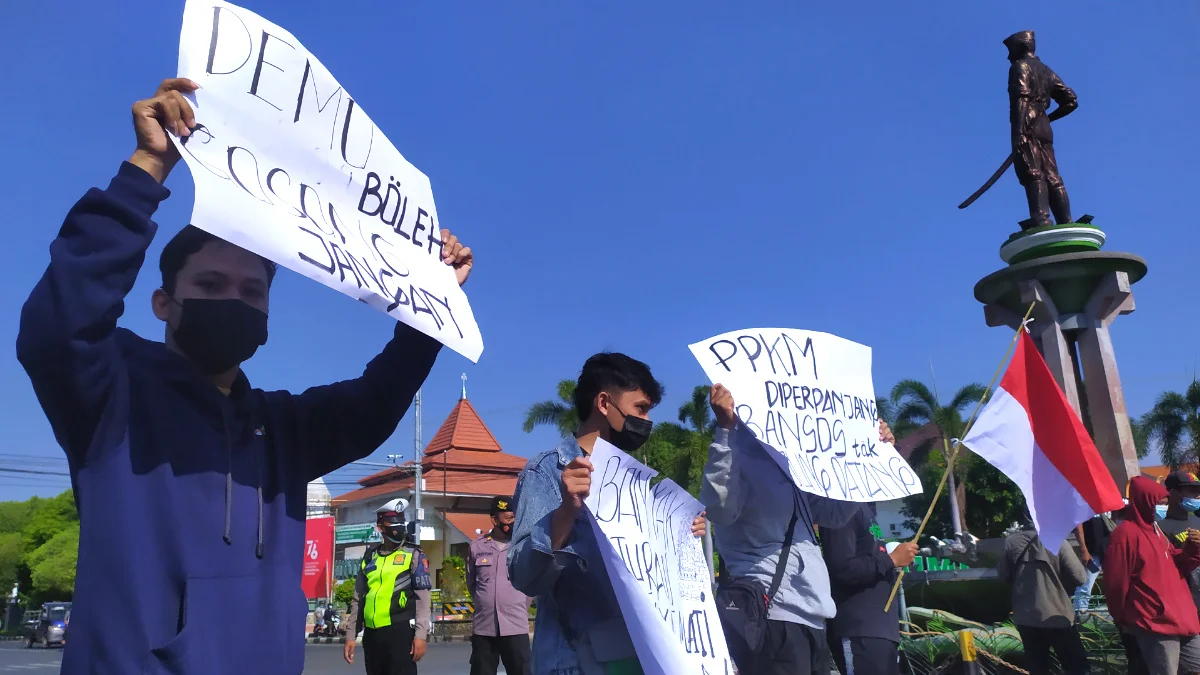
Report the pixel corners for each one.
[15,78,473,674]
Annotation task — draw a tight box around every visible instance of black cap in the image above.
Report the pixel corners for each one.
[1165,471,1200,491]
[490,496,514,515]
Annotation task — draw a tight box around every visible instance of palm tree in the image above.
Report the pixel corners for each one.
[1131,415,1151,459]
[1141,380,1200,468]
[876,397,896,429]
[523,379,578,438]
[678,385,714,434]
[891,379,987,535]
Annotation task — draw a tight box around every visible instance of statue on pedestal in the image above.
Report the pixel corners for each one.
[960,31,1080,231]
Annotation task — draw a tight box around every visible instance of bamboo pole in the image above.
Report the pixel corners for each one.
[884,301,1037,613]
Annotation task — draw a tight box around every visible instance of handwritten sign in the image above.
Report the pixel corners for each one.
[171,0,482,361]
[689,329,922,502]
[585,439,731,675]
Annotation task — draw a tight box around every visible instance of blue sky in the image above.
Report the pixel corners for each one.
[1,1,1197,501]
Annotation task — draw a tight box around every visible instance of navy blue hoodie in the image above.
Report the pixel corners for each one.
[16,162,441,674]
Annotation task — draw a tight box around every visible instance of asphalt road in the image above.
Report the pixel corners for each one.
[0,641,499,674]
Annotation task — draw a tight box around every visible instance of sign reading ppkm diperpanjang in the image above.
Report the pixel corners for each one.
[690,328,922,503]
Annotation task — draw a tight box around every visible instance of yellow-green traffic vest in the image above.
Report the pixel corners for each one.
[361,546,417,629]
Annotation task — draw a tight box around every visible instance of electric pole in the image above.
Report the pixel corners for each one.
[414,388,423,545]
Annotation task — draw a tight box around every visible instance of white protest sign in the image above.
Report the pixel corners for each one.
[584,439,731,675]
[171,0,482,361]
[689,329,922,502]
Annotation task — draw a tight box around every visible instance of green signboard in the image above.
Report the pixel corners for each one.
[335,523,382,544]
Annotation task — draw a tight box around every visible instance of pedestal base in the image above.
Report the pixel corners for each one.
[975,251,1148,490]
[999,224,1106,264]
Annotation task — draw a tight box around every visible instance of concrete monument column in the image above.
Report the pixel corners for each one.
[977,251,1146,489]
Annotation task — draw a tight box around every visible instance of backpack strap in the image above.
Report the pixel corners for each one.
[766,490,802,606]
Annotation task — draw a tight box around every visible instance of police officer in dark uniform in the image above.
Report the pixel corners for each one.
[345,498,432,675]
[466,496,532,675]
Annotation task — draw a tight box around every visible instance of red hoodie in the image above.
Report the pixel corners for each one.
[1103,476,1200,635]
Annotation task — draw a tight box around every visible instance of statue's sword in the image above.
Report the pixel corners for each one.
[958,153,1013,209]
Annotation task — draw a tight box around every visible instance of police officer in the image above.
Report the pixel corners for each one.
[345,498,432,675]
[466,496,532,675]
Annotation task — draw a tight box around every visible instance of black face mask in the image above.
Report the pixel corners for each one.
[497,522,512,537]
[607,402,652,453]
[380,523,408,546]
[171,298,268,375]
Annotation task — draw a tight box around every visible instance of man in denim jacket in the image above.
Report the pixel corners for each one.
[507,353,706,675]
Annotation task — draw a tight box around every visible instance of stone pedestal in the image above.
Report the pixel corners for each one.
[975,250,1148,489]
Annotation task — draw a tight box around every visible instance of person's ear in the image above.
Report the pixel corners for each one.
[151,288,172,322]
[595,392,612,418]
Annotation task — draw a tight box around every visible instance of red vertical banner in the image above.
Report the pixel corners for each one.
[302,516,335,599]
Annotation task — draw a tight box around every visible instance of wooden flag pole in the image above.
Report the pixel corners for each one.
[884,301,1037,613]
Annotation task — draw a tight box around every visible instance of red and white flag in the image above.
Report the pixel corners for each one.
[962,331,1125,553]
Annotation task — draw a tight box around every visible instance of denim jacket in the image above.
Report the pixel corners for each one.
[507,439,636,675]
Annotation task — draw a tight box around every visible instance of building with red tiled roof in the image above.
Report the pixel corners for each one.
[1141,464,1200,483]
[331,387,528,584]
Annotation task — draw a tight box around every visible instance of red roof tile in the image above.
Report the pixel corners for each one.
[333,470,519,504]
[1142,464,1199,481]
[425,399,503,456]
[894,422,942,461]
[333,396,527,507]
[445,513,496,541]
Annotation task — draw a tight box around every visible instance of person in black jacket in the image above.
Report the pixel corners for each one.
[820,504,918,675]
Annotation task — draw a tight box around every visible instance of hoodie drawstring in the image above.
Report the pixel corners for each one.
[223,423,234,546]
[221,404,265,560]
[255,443,264,559]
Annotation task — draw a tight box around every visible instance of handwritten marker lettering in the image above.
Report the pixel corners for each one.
[689,329,924,503]
[584,440,732,674]
[172,0,482,361]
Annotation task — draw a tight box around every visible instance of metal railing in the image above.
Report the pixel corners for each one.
[334,558,363,580]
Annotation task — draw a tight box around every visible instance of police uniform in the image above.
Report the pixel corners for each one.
[466,496,532,675]
[350,500,432,675]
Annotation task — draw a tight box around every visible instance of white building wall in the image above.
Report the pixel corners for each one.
[875,500,914,539]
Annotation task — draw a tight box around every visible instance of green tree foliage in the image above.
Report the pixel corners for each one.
[643,421,711,496]
[25,524,78,599]
[1131,415,1151,459]
[891,379,987,532]
[1141,380,1200,468]
[523,379,578,438]
[899,449,1025,539]
[334,579,355,609]
[678,386,714,435]
[440,554,470,602]
[0,533,22,592]
[21,491,77,553]
[876,397,896,429]
[0,501,34,535]
[0,490,79,605]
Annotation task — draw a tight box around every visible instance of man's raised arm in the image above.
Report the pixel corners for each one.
[17,79,197,461]
[286,231,473,481]
[699,384,749,525]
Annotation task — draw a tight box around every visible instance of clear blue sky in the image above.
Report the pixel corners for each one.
[1,1,1197,501]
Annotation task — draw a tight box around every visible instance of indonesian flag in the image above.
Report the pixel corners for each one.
[962,331,1125,553]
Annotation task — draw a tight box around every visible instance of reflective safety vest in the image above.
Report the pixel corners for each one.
[361,546,420,629]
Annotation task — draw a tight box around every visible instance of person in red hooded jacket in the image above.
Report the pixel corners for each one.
[1104,476,1200,674]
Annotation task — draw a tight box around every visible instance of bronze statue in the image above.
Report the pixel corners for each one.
[959,31,1079,230]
